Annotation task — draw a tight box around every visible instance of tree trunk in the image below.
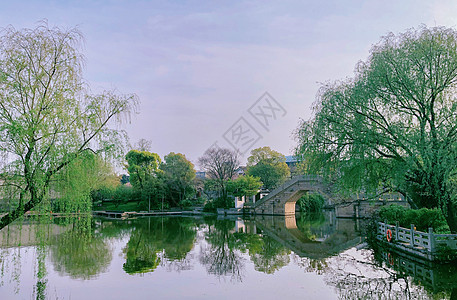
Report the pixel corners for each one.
[0,195,43,230]
[446,201,457,234]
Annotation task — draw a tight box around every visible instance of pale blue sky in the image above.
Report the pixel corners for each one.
[1,0,457,166]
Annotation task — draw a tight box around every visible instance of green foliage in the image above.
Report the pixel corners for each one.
[227,175,262,198]
[123,230,161,275]
[295,25,457,231]
[50,216,112,280]
[378,204,450,233]
[245,234,290,274]
[295,213,327,241]
[160,152,196,205]
[125,150,161,189]
[179,199,194,208]
[122,217,197,274]
[203,200,217,212]
[297,193,325,213]
[247,147,287,166]
[92,185,143,211]
[203,197,234,210]
[103,201,142,212]
[53,153,115,213]
[246,147,290,190]
[203,179,220,198]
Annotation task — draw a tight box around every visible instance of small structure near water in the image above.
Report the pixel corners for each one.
[377,221,457,261]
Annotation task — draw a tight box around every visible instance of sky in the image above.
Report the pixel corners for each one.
[1,0,457,168]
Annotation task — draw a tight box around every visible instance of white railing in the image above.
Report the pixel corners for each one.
[378,221,457,253]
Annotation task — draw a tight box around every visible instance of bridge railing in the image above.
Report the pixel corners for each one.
[377,221,457,253]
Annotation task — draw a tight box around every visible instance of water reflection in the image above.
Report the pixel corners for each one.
[0,213,456,299]
[121,217,196,275]
[50,217,112,280]
[199,218,246,281]
[246,233,290,274]
[372,245,457,298]
[254,212,363,260]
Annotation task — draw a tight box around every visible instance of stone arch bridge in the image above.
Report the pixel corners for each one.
[250,175,407,218]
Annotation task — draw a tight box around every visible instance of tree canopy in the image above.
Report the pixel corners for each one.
[160,152,196,204]
[125,150,161,189]
[246,147,290,190]
[0,23,137,229]
[227,175,262,198]
[295,26,457,232]
[198,147,240,201]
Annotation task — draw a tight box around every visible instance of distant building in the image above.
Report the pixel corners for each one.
[285,155,301,174]
[195,171,207,179]
[285,155,299,168]
[234,166,246,178]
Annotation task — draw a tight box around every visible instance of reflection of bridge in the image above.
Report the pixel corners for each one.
[251,175,408,218]
[375,245,457,293]
[246,214,363,259]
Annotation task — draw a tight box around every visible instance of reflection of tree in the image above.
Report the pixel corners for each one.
[123,230,161,275]
[244,234,290,274]
[294,249,453,299]
[199,219,245,281]
[327,252,429,299]
[34,231,47,300]
[50,216,111,280]
[370,248,457,299]
[295,213,328,241]
[199,219,292,278]
[153,218,196,260]
[122,217,197,275]
[98,219,133,240]
[295,257,328,275]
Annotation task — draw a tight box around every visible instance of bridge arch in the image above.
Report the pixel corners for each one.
[253,175,335,215]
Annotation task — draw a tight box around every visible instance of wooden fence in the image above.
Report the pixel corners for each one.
[378,222,457,253]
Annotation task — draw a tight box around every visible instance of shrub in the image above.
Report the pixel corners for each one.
[91,185,143,211]
[297,193,325,213]
[179,199,194,208]
[203,200,217,212]
[377,204,450,233]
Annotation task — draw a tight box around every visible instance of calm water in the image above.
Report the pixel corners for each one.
[0,213,456,299]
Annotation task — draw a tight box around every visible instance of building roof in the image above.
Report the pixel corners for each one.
[285,155,299,163]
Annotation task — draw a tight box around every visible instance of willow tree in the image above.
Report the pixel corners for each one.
[0,23,137,229]
[296,26,457,232]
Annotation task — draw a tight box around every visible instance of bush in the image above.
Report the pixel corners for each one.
[179,199,194,208]
[203,201,215,212]
[91,185,143,211]
[377,204,450,233]
[297,193,325,213]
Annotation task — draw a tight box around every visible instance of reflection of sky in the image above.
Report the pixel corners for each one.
[1,1,457,165]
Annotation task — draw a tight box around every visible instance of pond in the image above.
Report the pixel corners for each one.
[0,212,456,299]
